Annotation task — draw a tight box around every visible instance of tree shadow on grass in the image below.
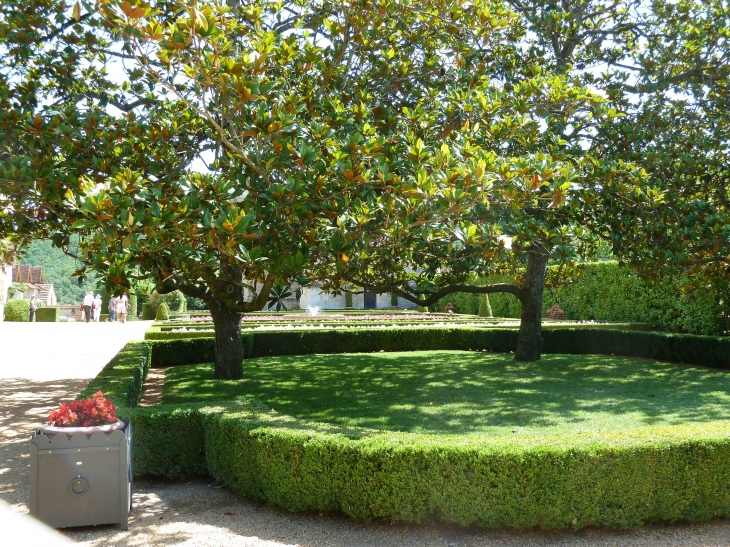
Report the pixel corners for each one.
[163,351,730,436]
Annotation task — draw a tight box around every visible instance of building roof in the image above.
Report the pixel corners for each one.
[12,264,44,284]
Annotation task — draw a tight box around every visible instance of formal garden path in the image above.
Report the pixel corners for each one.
[2,321,730,546]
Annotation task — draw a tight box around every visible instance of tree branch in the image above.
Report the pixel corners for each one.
[344,274,526,307]
[40,12,95,44]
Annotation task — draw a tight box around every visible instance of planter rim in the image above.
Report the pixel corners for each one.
[39,419,125,436]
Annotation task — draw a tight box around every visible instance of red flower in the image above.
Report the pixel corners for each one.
[47,392,117,427]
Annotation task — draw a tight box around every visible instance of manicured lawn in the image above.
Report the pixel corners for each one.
[162,350,730,437]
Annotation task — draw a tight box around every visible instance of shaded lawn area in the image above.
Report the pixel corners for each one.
[161,350,730,437]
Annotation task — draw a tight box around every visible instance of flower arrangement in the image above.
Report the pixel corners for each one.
[47,391,117,427]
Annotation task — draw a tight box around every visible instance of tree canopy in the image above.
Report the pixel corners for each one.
[1,0,728,375]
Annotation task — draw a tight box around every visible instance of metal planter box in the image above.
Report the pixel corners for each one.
[29,421,132,530]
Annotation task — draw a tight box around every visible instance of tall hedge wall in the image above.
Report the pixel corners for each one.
[436,262,730,336]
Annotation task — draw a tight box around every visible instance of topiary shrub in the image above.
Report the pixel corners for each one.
[156,302,170,321]
[147,290,186,317]
[36,307,60,322]
[127,294,138,321]
[478,294,493,317]
[155,303,167,320]
[142,302,154,320]
[4,298,30,322]
[7,282,27,298]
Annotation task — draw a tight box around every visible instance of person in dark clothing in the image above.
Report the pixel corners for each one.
[82,291,93,323]
[29,296,37,322]
[108,296,117,322]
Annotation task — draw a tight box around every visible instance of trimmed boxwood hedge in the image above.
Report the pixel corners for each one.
[78,341,152,411]
[129,404,208,478]
[150,334,254,367]
[543,329,730,370]
[145,321,650,340]
[79,328,730,530]
[35,307,60,322]
[198,408,730,528]
[122,399,730,529]
[148,324,730,370]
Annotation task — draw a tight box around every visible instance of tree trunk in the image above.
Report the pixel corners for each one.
[515,247,549,361]
[209,299,244,379]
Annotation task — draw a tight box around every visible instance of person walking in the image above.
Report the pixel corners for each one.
[107,295,117,322]
[116,295,127,323]
[82,291,94,323]
[93,294,102,322]
[29,295,37,322]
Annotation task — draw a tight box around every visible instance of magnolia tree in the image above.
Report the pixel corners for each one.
[1,0,523,376]
[319,0,730,358]
[596,0,730,284]
[317,80,649,360]
[314,1,657,360]
[495,0,730,295]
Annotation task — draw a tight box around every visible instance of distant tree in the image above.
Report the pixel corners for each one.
[7,282,27,297]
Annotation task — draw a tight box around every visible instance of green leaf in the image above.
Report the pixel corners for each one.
[71,219,96,229]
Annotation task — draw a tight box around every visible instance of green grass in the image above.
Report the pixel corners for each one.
[162,350,730,437]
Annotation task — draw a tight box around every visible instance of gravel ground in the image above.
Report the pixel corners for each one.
[60,479,730,547]
[3,321,730,546]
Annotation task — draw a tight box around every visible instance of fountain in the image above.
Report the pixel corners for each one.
[307,306,321,317]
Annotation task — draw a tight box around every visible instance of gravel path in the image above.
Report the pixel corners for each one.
[139,369,165,407]
[3,321,730,546]
[0,321,152,381]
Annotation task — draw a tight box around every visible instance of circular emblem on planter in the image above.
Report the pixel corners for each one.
[70,476,89,496]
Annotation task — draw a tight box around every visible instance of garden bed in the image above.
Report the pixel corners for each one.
[145,321,651,341]
[81,331,730,530]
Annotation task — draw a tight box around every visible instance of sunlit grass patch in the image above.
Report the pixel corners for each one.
[162,350,730,437]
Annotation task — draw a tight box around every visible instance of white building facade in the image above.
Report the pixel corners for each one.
[298,287,417,310]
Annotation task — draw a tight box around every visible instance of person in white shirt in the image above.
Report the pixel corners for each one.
[116,294,128,323]
[82,292,94,323]
[92,294,102,322]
